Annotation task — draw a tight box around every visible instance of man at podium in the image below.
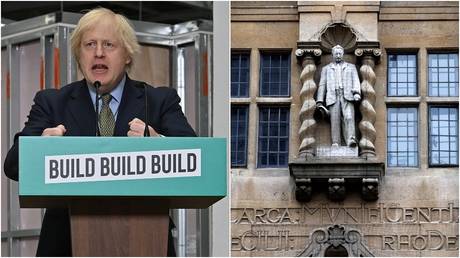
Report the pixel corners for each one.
[4,8,195,256]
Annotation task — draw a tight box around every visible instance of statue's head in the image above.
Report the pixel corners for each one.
[332,45,344,63]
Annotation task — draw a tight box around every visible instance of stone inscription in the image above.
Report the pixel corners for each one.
[231,203,458,225]
[231,203,459,253]
[231,230,293,252]
[381,230,458,251]
[231,229,459,252]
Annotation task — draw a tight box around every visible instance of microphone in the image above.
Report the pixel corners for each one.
[94,81,101,136]
[142,82,150,137]
[135,82,150,137]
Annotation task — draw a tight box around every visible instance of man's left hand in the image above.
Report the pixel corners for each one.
[353,94,361,101]
[127,118,160,137]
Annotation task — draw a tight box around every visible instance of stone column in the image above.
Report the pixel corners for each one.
[354,48,381,157]
[295,48,322,158]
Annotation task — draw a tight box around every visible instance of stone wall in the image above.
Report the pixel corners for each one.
[231,1,459,257]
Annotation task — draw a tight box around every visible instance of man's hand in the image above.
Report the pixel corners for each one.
[316,102,325,109]
[128,118,159,137]
[41,124,66,136]
[353,93,361,101]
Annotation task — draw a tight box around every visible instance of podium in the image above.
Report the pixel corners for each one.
[19,137,227,256]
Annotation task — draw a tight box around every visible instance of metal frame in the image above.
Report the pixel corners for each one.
[1,11,213,257]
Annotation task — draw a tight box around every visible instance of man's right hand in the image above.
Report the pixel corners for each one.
[316,102,325,109]
[41,124,66,136]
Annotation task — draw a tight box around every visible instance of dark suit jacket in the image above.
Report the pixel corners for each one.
[4,76,196,256]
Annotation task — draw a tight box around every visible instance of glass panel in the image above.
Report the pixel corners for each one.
[450,83,459,96]
[398,55,408,67]
[438,54,449,67]
[389,68,397,82]
[429,68,438,82]
[278,154,287,165]
[389,55,397,67]
[260,53,290,97]
[231,53,250,97]
[408,152,417,166]
[389,123,397,136]
[388,138,397,151]
[388,109,398,121]
[258,107,290,167]
[429,54,437,67]
[429,106,459,165]
[450,152,458,164]
[388,153,396,166]
[428,53,459,97]
[397,84,408,96]
[408,139,417,152]
[231,106,249,167]
[387,108,418,167]
[407,55,416,67]
[398,71,407,82]
[439,68,449,82]
[388,54,417,96]
[271,55,280,67]
[449,53,458,67]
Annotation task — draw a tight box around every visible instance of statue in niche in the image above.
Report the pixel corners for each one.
[316,45,361,147]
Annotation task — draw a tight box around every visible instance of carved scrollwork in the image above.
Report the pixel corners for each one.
[299,225,374,257]
[354,48,382,59]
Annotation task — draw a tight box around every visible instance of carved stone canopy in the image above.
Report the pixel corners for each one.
[320,24,357,52]
[303,22,369,53]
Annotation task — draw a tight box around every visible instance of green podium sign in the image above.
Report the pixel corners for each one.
[19,137,227,208]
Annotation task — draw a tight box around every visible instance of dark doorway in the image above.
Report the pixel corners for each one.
[324,244,348,257]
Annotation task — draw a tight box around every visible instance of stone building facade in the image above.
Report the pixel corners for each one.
[230,1,459,256]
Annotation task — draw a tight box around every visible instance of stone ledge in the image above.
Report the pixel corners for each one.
[289,157,385,202]
[290,158,385,179]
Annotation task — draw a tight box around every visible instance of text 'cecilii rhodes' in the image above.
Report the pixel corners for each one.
[44,149,201,184]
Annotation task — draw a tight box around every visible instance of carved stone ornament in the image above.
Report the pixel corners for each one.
[355,48,382,59]
[296,48,322,158]
[299,225,374,257]
[308,22,367,51]
[354,48,381,157]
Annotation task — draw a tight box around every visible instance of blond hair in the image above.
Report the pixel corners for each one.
[70,8,140,71]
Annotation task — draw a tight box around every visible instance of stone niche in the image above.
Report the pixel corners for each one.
[291,7,384,202]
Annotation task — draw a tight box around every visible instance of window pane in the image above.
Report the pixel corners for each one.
[429,106,459,166]
[260,53,291,97]
[449,53,459,67]
[387,108,418,167]
[258,107,290,167]
[438,54,449,67]
[429,54,437,67]
[231,106,249,167]
[407,55,416,67]
[428,53,459,97]
[387,54,417,96]
[231,53,250,97]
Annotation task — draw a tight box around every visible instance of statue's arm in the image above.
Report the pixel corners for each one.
[351,65,361,95]
[316,66,327,105]
[351,65,361,101]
